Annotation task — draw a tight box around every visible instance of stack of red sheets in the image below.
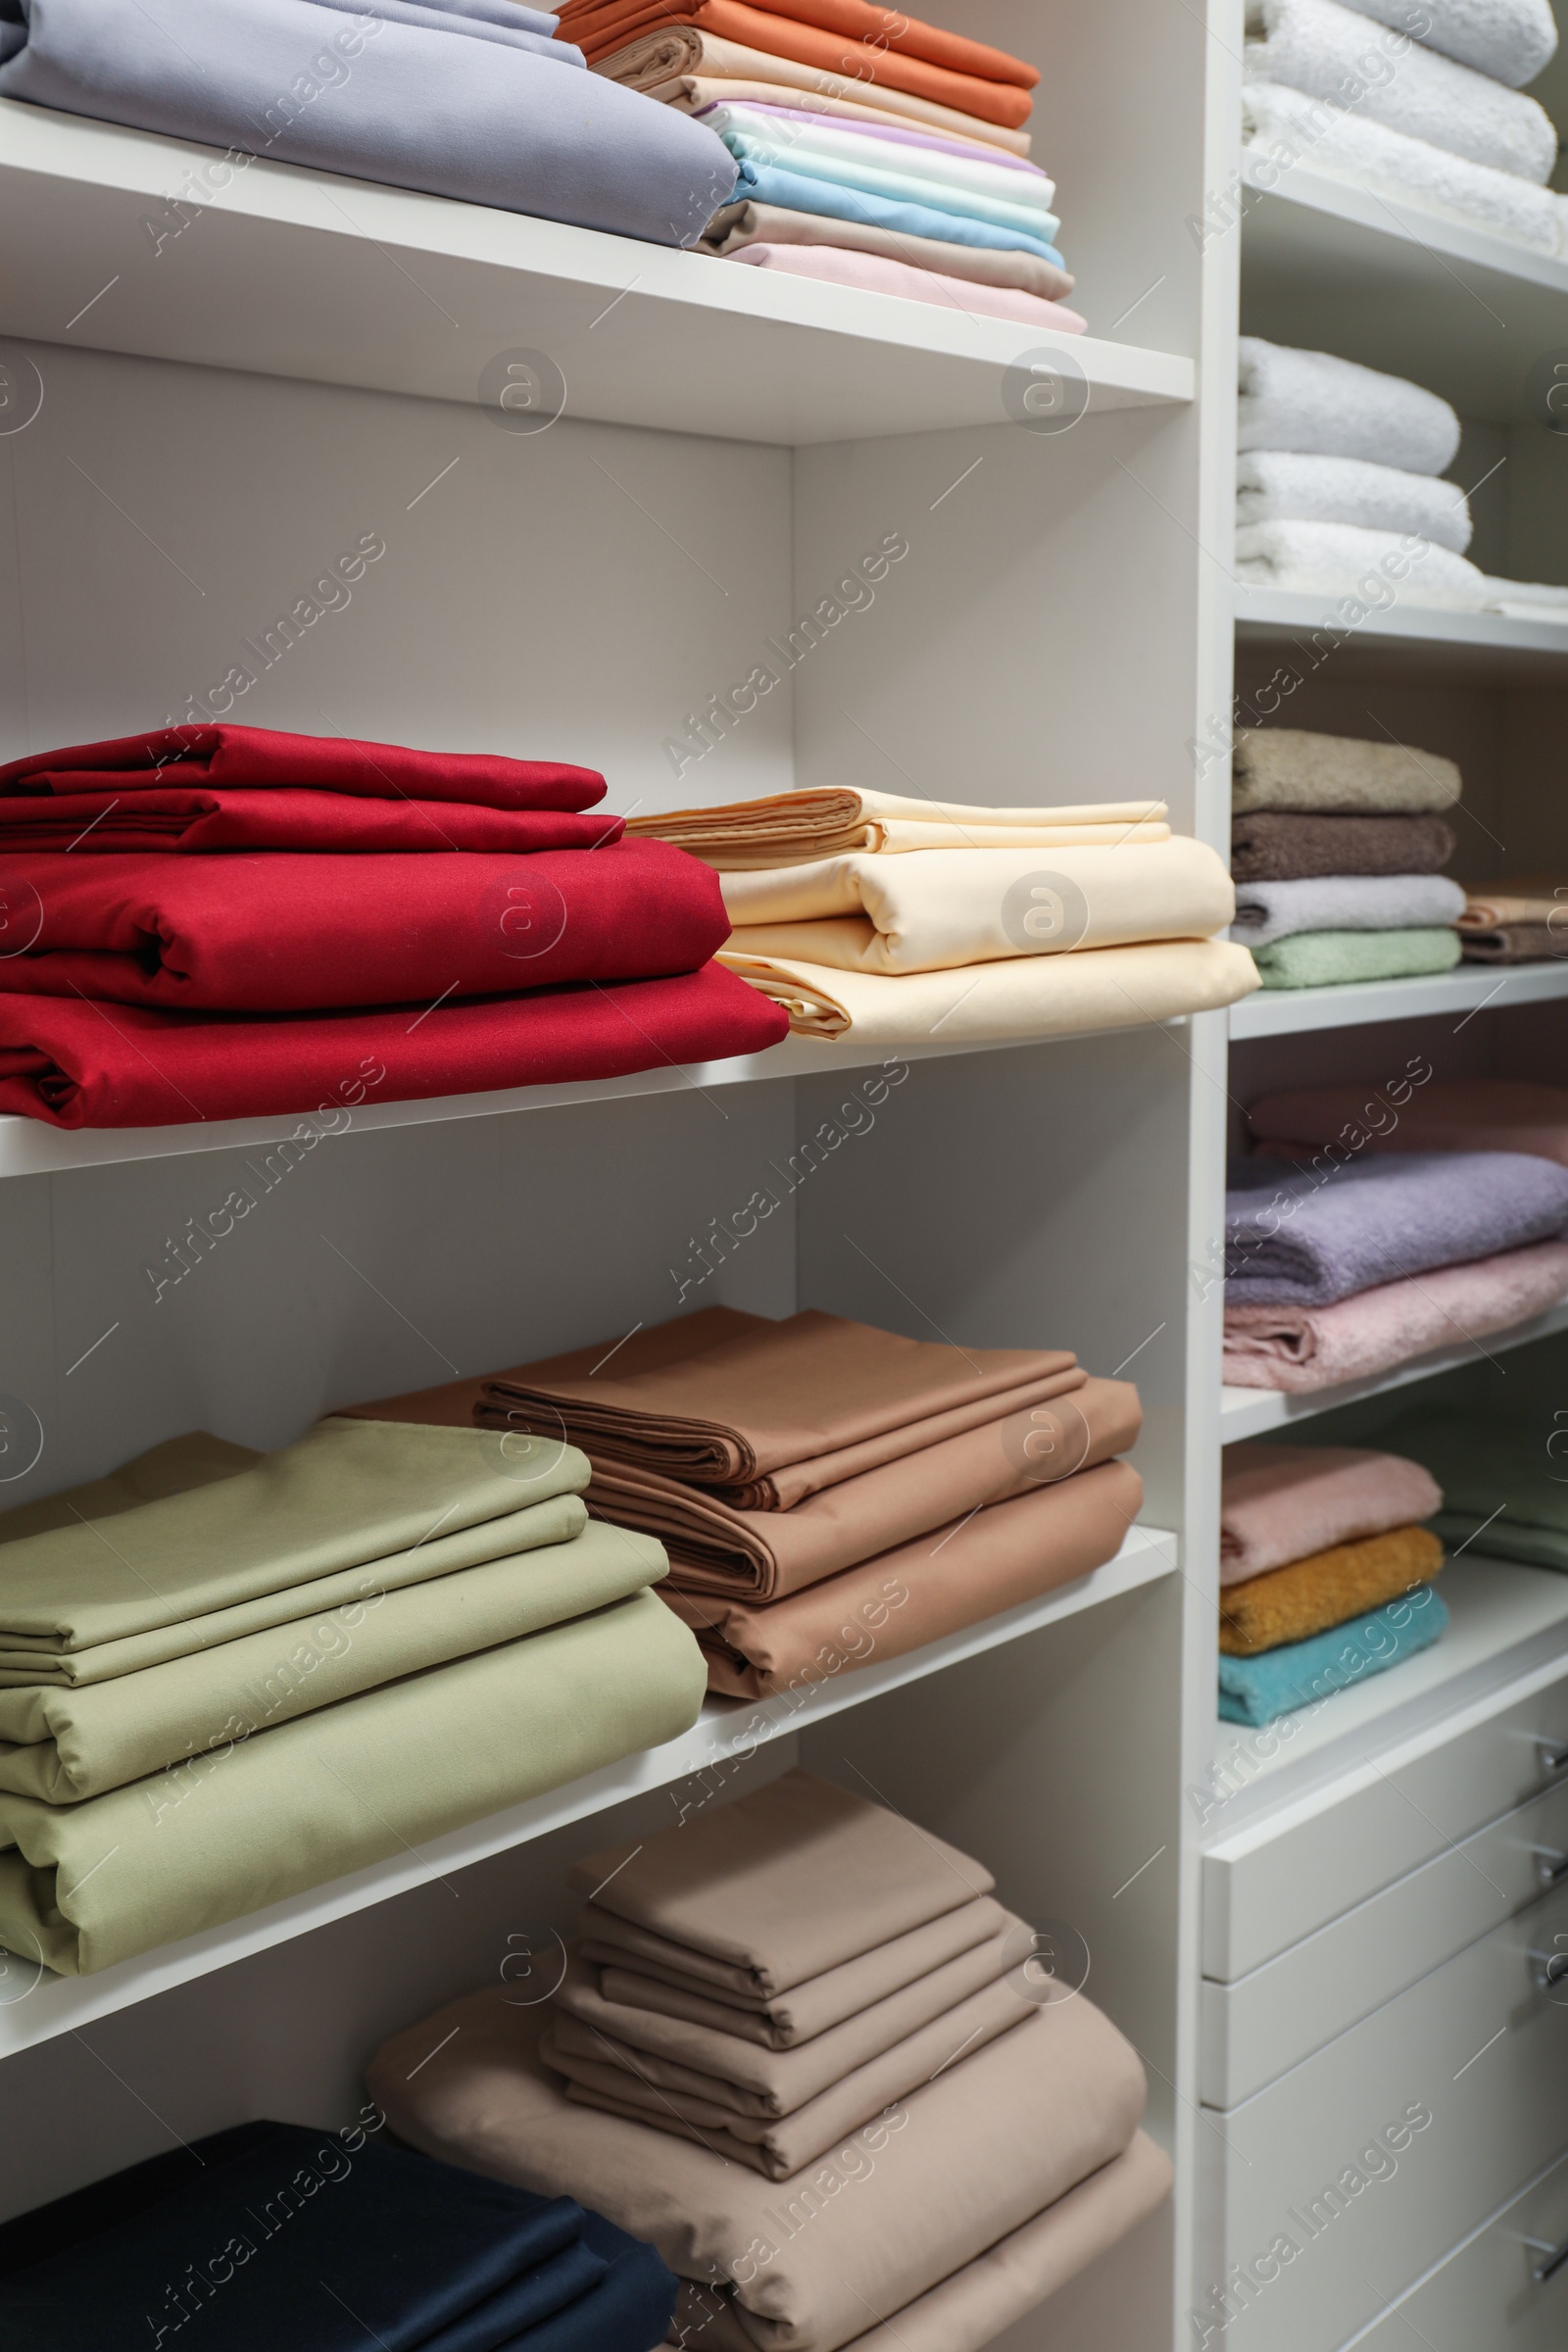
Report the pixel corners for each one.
[0,725,788,1128]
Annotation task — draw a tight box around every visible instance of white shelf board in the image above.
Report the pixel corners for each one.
[0,101,1192,446]
[1235,584,1568,685]
[1239,157,1568,424]
[1230,957,1568,1039]
[1220,1300,1568,1443]
[0,1523,1175,2060]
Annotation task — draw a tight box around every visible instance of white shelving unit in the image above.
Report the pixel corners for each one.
[1220,1298,1568,1442]
[1230,959,1568,1037]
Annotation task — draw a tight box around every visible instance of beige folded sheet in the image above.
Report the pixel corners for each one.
[700,201,1076,297]
[1233,727,1461,813]
[626,788,1168,869]
[718,935,1259,1043]
[646,74,1028,154]
[719,840,1233,975]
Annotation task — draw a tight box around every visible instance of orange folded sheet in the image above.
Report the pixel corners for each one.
[558,0,1037,127]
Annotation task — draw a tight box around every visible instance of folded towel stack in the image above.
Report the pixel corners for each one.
[627,788,1257,1043]
[1230,726,1465,986]
[368,1771,1174,2352]
[1222,1149,1568,1392]
[569,0,1086,326]
[0,726,786,1127]
[1247,1077,1568,1165]
[0,2120,679,2351]
[0,1416,707,1974]
[1242,0,1568,255]
[1379,1407,1568,1571]
[357,1303,1147,1699]
[1217,1442,1447,1724]
[1456,875,1568,962]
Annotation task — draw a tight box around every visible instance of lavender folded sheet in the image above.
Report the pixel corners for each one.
[1224,1151,1568,1307]
[1219,1442,1443,1583]
[1231,810,1457,882]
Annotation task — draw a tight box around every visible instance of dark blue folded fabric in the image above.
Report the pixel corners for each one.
[0,2119,677,2352]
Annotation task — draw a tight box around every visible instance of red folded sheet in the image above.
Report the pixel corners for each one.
[0,842,725,1010]
[0,965,789,1127]
[0,790,623,855]
[0,725,606,811]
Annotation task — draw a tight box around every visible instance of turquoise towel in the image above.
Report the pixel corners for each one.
[1218,1589,1449,1725]
[731,162,1067,266]
[721,128,1061,244]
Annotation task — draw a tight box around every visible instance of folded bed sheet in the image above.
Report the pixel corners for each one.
[701,202,1075,294]
[0,791,623,856]
[1250,926,1461,987]
[697,99,1053,195]
[1232,727,1462,814]
[1232,875,1466,944]
[710,118,1058,235]
[1219,1440,1443,1581]
[1231,808,1457,881]
[1238,335,1460,472]
[1219,1525,1445,1652]
[627,788,1168,866]
[1237,451,1473,552]
[597,34,1034,150]
[722,241,1086,326]
[1219,1590,1448,1723]
[725,157,1064,260]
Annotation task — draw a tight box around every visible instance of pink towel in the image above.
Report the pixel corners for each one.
[1249,1080,1568,1170]
[1223,1239,1568,1393]
[1220,1442,1442,1582]
[724,243,1088,330]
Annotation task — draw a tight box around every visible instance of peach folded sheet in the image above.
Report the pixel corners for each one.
[1220,1439,1443,1581]
[723,241,1087,327]
[625,787,1169,867]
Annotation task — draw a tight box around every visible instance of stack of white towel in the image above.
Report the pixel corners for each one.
[1242,0,1568,257]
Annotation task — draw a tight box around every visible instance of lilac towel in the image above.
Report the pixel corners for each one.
[1225,1150,1568,1307]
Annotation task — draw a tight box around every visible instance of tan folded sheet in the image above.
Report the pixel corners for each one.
[626,788,1168,870]
[668,1456,1144,1699]
[548,1976,1030,2179]
[368,1989,1151,2352]
[719,935,1259,1044]
[644,72,1029,153]
[662,2131,1173,2352]
[719,840,1234,975]
[584,1375,1137,1600]
[595,1894,1007,2045]
[476,1305,1077,1489]
[598,33,1035,152]
[1232,727,1461,814]
[701,201,1075,296]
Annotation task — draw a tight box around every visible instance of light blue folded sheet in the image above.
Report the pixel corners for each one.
[1218,1589,1449,1726]
[732,160,1066,266]
[720,127,1061,243]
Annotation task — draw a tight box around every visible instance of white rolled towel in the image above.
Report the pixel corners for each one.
[1235,517,1488,606]
[1331,0,1555,86]
[1237,450,1473,552]
[1241,81,1568,258]
[1238,336,1460,473]
[1231,874,1468,945]
[1244,0,1558,183]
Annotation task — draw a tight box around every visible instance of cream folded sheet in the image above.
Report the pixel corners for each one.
[719,937,1259,1043]
[627,788,1168,868]
[719,840,1233,973]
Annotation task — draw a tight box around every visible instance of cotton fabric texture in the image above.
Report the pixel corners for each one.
[1234,519,1487,606]
[0,791,623,856]
[1231,808,1458,880]
[1378,1409,1568,1570]
[1236,452,1473,552]
[723,241,1086,328]
[1334,0,1556,83]
[1232,726,1462,814]
[1250,926,1462,987]
[1232,874,1467,945]
[701,203,1074,295]
[707,110,1056,231]
[601,42,1034,153]
[1218,1591,1449,1723]
[1219,1441,1443,1581]
[695,98,1050,188]
[1219,1526,1445,1652]
[726,157,1064,262]
[1247,1078,1568,1166]
[0,0,739,245]
[627,788,1168,866]
[1237,336,1461,472]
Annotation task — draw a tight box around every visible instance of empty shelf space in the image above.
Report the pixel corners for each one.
[1230,960,1568,1039]
[1235,587,1568,685]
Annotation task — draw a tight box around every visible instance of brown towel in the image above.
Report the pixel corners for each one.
[1219,1526,1445,1654]
[664,1457,1144,1699]
[1231,810,1456,881]
[1460,923,1564,962]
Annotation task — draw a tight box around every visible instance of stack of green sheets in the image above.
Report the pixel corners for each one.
[0,1419,706,1976]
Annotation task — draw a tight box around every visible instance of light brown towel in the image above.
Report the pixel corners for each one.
[626,788,1168,870]
[1457,876,1568,929]
[1219,1441,1442,1584]
[700,201,1074,294]
[1247,1078,1568,1170]
[665,1456,1145,1699]
[1460,922,1565,962]
[1233,728,1461,814]
[1219,1526,1445,1654]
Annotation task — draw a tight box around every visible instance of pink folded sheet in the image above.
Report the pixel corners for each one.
[1220,1442,1443,1582]
[1248,1080,1568,1169]
[1223,1239,1568,1393]
[724,242,1088,330]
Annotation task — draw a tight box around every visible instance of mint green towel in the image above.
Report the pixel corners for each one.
[1252,927,1461,989]
[1381,1408,1568,1571]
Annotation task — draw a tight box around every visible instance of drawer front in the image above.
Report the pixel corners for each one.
[1203,1664,1568,1980]
[1202,1777,1568,2107]
[1352,2148,1568,2351]
[1200,1880,1568,2352]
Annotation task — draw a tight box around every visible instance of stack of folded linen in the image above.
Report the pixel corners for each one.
[1378,1407,1568,1570]
[368,1771,1174,2352]
[0,1415,706,1975]
[1247,1077,1568,1165]
[1217,1441,1447,1724]
[1457,877,1568,961]
[355,1305,1146,1699]
[1242,0,1567,256]
[0,0,737,245]
[628,788,1257,1044]
[1229,726,1466,987]
[0,2119,679,2351]
[1222,1150,1568,1393]
[566,0,1084,324]
[0,725,785,1127]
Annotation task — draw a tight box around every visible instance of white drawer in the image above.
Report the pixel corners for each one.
[1200,1879,1568,2352]
[1203,1661,1568,1980]
[1202,1776,1568,2106]
[1349,2147,1568,2350]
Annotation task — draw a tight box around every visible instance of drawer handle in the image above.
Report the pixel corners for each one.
[1535,1846,1568,1888]
[1530,1947,1568,1992]
[1524,2233,1568,2285]
[1541,1740,1568,1778]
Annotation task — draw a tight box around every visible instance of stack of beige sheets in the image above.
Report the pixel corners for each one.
[627,790,1257,1045]
[368,1770,1172,2352]
[0,1418,705,1976]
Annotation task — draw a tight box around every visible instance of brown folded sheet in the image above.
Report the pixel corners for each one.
[1460,923,1564,962]
[1231,810,1457,882]
[662,2130,1173,2352]
[667,1456,1144,1699]
[569,1768,988,1996]
[700,201,1074,296]
[368,1989,1151,2352]
[1220,1526,1445,1654]
[549,1977,1029,2179]
[1247,1079,1568,1170]
[585,1374,1135,1600]
[593,1894,1006,2046]
[1219,1441,1442,1584]
[477,1305,1078,1488]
